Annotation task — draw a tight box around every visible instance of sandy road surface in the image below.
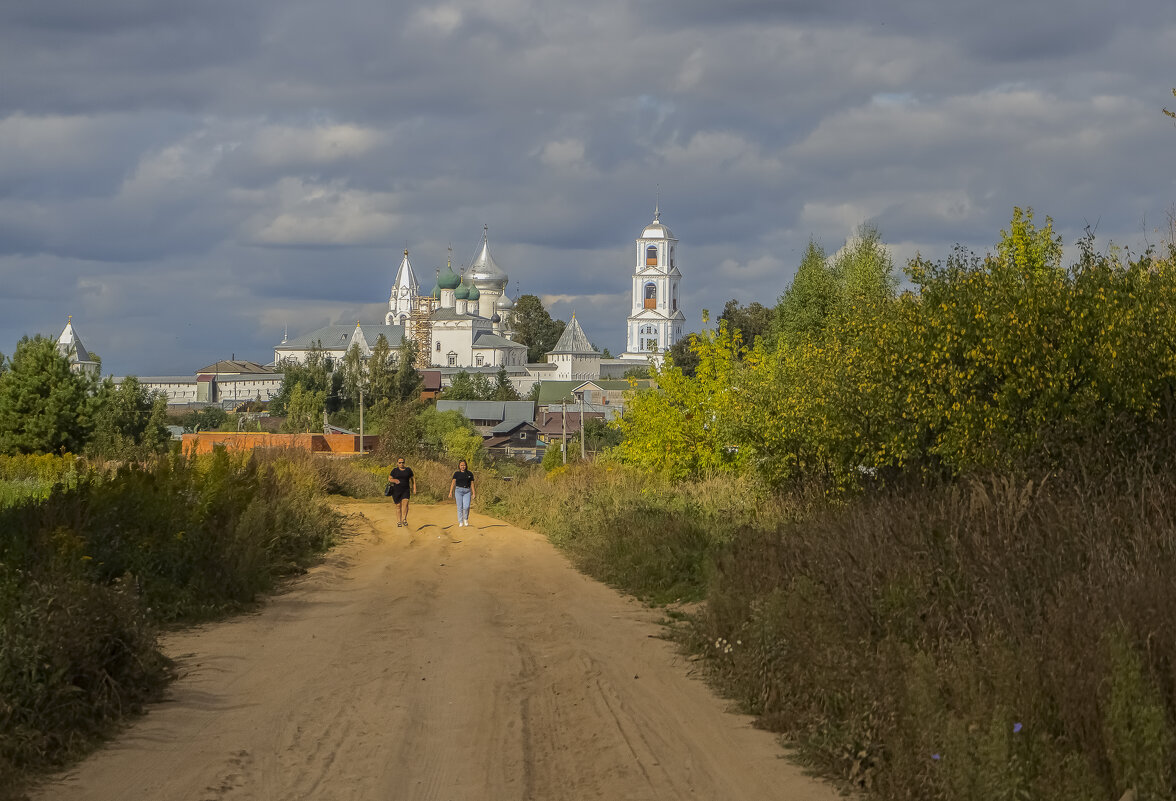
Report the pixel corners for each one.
[35,502,839,801]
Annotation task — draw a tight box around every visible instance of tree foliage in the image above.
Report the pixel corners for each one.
[0,336,96,455]
[717,299,775,353]
[616,209,1176,487]
[271,347,338,416]
[87,377,170,459]
[511,294,566,362]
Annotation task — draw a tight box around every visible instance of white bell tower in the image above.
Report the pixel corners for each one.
[620,204,685,361]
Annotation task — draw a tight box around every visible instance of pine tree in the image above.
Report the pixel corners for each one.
[0,335,96,455]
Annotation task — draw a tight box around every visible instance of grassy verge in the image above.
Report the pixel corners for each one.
[0,448,347,799]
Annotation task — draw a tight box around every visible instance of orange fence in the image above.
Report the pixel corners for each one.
[181,432,380,456]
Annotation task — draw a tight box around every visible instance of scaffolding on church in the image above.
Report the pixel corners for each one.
[407,293,438,370]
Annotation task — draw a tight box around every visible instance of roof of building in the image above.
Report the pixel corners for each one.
[534,410,605,435]
[421,370,442,391]
[575,379,650,391]
[534,380,583,406]
[473,331,526,350]
[392,249,419,295]
[216,373,284,383]
[487,419,539,435]
[56,318,94,364]
[196,359,276,375]
[430,307,483,322]
[438,262,462,290]
[640,206,675,241]
[276,323,405,351]
[548,314,599,356]
[468,225,507,287]
[436,400,535,423]
[115,376,196,384]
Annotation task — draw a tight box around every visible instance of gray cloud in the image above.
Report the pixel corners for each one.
[1,0,1174,373]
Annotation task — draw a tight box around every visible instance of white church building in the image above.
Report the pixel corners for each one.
[620,205,686,361]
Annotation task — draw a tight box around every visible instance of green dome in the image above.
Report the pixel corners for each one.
[467,283,480,300]
[429,283,441,299]
[454,281,470,300]
[437,265,461,290]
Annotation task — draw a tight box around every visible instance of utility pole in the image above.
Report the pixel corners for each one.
[561,401,566,465]
[579,392,586,460]
[359,381,365,455]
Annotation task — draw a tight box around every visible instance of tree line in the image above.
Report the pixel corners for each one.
[0,337,169,459]
[619,209,1176,487]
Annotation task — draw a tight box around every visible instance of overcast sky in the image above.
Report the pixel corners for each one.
[2,0,1174,375]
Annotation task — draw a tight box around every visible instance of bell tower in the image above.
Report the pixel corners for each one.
[620,203,685,361]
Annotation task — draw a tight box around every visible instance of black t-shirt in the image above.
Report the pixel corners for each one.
[390,467,414,491]
[452,470,474,489]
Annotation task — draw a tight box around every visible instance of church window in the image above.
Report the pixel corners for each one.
[639,324,658,353]
[447,352,457,367]
[644,282,657,309]
[399,314,407,325]
[436,341,441,352]
[646,245,658,266]
[475,354,484,366]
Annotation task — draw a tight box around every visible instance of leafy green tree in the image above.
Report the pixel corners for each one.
[271,347,338,415]
[393,338,421,401]
[492,366,520,401]
[717,299,775,352]
[834,224,897,309]
[440,370,499,400]
[0,336,96,455]
[512,294,566,362]
[667,335,700,377]
[88,376,171,459]
[775,240,837,346]
[442,371,477,400]
[416,407,478,456]
[178,406,228,433]
[366,335,398,405]
[281,383,326,433]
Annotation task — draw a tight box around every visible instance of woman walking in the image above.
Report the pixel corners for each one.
[448,459,475,527]
[388,457,416,527]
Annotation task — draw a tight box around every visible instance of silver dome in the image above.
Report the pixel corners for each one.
[468,225,508,288]
[495,293,514,310]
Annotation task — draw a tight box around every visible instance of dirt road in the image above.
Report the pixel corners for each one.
[35,502,839,801]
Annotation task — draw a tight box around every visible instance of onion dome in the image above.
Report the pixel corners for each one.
[495,293,514,311]
[641,203,674,240]
[438,261,461,290]
[469,225,508,289]
[429,284,440,299]
[491,312,501,323]
[467,282,480,301]
[454,279,470,300]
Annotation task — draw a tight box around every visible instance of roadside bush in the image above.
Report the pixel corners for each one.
[0,448,344,795]
[687,457,1176,801]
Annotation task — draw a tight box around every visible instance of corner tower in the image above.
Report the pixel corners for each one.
[620,204,685,361]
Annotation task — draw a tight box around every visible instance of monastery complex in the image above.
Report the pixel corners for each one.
[63,207,687,406]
